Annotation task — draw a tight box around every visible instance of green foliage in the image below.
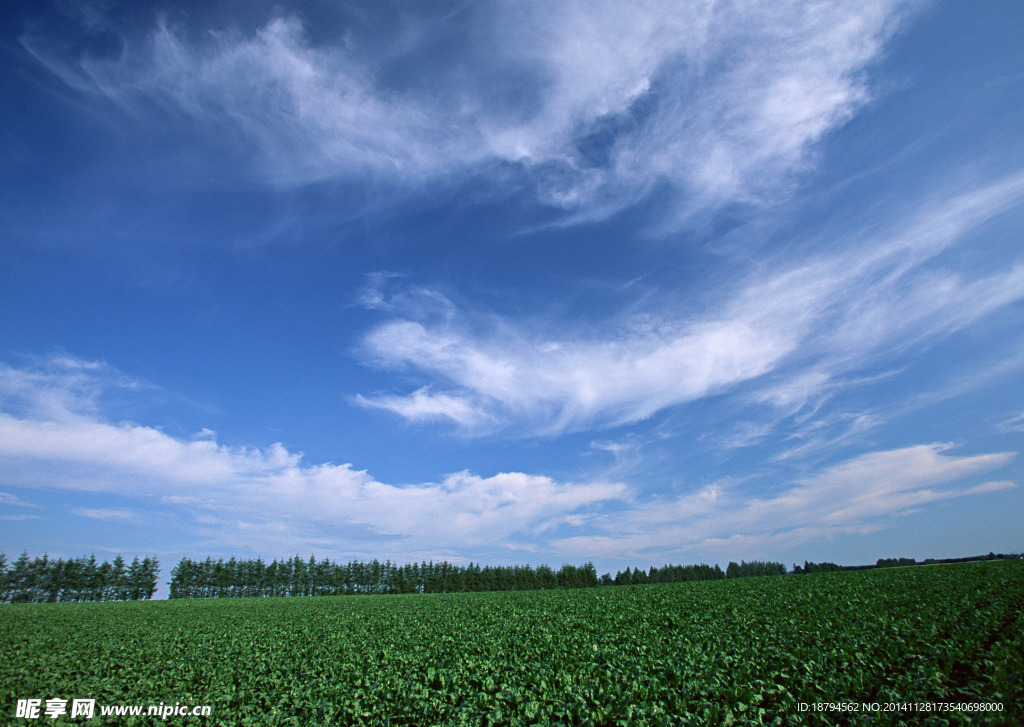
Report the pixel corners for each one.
[792,560,844,575]
[724,560,787,578]
[2,561,1022,726]
[876,557,918,568]
[614,562,724,585]
[0,552,158,604]
[168,556,600,598]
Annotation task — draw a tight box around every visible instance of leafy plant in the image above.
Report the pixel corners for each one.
[2,561,1021,725]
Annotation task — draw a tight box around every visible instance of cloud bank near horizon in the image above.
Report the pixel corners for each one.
[0,355,1014,564]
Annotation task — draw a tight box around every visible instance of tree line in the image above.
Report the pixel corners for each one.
[792,553,1023,574]
[609,562,726,585]
[168,556,601,598]
[0,552,159,604]
[791,560,845,574]
[170,556,792,598]
[8,549,1017,604]
[726,560,787,578]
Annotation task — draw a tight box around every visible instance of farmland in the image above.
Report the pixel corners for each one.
[2,560,1022,726]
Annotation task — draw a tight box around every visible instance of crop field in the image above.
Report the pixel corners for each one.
[2,560,1022,726]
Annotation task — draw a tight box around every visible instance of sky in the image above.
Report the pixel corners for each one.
[1,0,1023,592]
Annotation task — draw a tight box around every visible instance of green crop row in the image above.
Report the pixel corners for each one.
[2,560,1022,726]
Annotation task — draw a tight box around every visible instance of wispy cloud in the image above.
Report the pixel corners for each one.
[998,411,1024,434]
[357,308,801,435]
[0,353,143,421]
[553,443,1017,562]
[0,491,40,508]
[354,388,494,431]
[1,356,1014,563]
[19,1,912,221]
[358,174,1024,437]
[0,355,627,557]
[71,507,137,522]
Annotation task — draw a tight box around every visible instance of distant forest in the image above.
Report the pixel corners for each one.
[167,556,756,598]
[1,550,1020,603]
[0,552,159,604]
[168,556,601,598]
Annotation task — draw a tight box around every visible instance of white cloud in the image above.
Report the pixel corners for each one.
[753,369,833,417]
[21,1,912,220]
[358,304,803,434]
[1,357,1015,564]
[998,412,1024,434]
[71,507,137,522]
[0,491,39,508]
[523,0,909,218]
[553,443,1017,561]
[964,480,1016,495]
[0,413,295,493]
[354,388,493,430]
[771,412,882,463]
[0,356,628,555]
[712,421,776,450]
[359,173,1024,436]
[0,354,141,421]
[747,173,1024,424]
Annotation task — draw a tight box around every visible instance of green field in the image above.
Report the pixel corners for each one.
[2,560,1022,726]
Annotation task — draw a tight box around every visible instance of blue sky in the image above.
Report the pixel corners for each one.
[2,0,1023,588]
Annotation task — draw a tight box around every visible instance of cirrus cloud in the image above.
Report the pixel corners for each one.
[553,443,1017,562]
[20,0,913,222]
[357,173,1024,436]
